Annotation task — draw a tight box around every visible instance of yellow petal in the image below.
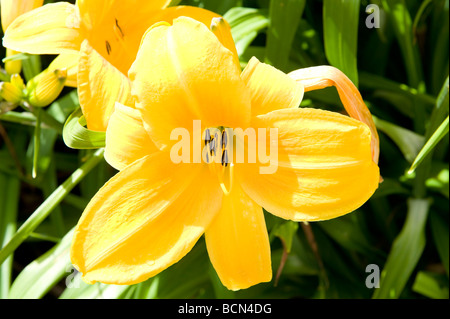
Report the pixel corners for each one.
[76,0,170,74]
[78,40,134,132]
[145,6,238,61]
[238,108,380,221]
[130,17,251,150]
[1,0,44,31]
[205,183,272,291]
[4,48,22,75]
[76,0,170,30]
[105,102,158,171]
[288,66,380,164]
[210,16,239,67]
[241,57,304,116]
[3,2,83,54]
[71,151,223,285]
[48,53,79,88]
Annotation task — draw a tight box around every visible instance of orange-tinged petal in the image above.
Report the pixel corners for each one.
[1,0,44,31]
[78,40,133,132]
[76,0,171,30]
[71,151,223,285]
[241,57,304,116]
[105,102,158,171]
[239,108,380,221]
[76,0,170,74]
[3,3,83,55]
[48,53,79,88]
[130,17,251,150]
[288,66,380,164]
[205,183,272,291]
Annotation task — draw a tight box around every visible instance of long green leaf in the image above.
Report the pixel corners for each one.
[412,271,449,299]
[373,115,425,163]
[429,211,449,276]
[265,0,306,70]
[373,198,430,299]
[409,116,449,174]
[0,148,105,266]
[224,7,269,56]
[9,229,75,299]
[323,0,360,86]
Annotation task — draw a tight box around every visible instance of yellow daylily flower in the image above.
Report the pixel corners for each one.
[70,17,380,290]
[0,0,44,74]
[2,0,227,131]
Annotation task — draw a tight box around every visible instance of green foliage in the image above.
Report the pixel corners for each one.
[0,0,448,299]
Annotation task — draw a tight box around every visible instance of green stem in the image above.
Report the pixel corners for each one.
[0,175,20,298]
[32,108,41,179]
[0,148,105,266]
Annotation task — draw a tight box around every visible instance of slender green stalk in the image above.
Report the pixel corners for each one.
[32,108,41,179]
[0,111,37,127]
[0,148,105,266]
[0,175,20,298]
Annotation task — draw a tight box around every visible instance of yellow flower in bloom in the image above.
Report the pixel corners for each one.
[70,17,380,290]
[0,0,43,74]
[2,0,225,131]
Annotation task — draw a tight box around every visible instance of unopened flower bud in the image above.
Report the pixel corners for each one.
[4,48,22,75]
[27,68,67,107]
[0,79,24,104]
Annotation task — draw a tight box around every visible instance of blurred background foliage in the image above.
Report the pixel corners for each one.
[0,0,448,299]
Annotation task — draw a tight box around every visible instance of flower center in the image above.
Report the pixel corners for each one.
[204,127,234,195]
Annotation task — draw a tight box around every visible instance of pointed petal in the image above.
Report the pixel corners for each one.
[78,40,134,132]
[130,17,251,150]
[239,108,380,221]
[241,57,304,116]
[1,0,44,31]
[205,183,272,291]
[48,53,79,87]
[146,6,237,59]
[3,3,83,54]
[105,102,158,171]
[71,152,223,285]
[288,66,379,164]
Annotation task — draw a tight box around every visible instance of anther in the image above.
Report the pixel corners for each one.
[221,149,229,167]
[204,128,211,146]
[115,18,124,38]
[222,130,228,148]
[105,41,111,55]
[210,138,216,156]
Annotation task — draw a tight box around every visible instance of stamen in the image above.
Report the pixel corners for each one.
[203,127,234,195]
[222,130,228,148]
[210,137,216,156]
[105,41,112,55]
[221,149,228,167]
[115,18,125,38]
[204,128,211,146]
